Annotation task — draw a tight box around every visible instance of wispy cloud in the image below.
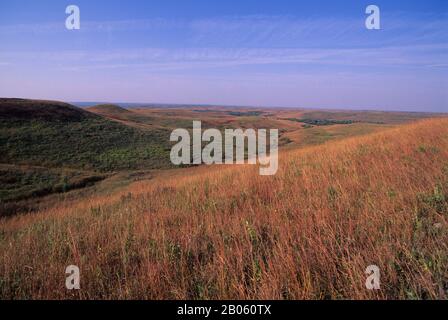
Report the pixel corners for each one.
[2,44,447,73]
[0,18,183,34]
[189,15,361,47]
[1,13,447,47]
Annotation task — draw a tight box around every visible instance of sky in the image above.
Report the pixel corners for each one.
[0,0,447,112]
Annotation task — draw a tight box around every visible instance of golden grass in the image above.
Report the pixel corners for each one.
[1,118,447,299]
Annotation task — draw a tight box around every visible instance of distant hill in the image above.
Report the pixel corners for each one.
[86,103,158,129]
[86,104,139,124]
[87,104,133,116]
[298,109,445,124]
[0,98,172,172]
[0,98,95,122]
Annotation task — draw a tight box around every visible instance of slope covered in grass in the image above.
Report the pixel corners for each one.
[0,99,172,172]
[86,104,135,122]
[0,164,105,203]
[86,104,132,115]
[0,118,447,299]
[0,98,93,122]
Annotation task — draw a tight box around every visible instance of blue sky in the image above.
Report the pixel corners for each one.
[0,0,447,111]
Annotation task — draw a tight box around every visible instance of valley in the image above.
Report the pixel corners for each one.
[0,98,444,217]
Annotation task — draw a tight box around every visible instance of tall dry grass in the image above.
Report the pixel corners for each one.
[0,119,447,299]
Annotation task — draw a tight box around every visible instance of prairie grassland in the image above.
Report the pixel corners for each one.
[282,122,393,148]
[0,118,447,299]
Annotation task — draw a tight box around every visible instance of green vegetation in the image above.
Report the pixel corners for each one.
[287,118,354,126]
[0,100,173,172]
[0,118,172,172]
[0,165,105,203]
[227,111,263,117]
[0,99,173,212]
[87,104,132,115]
[192,110,263,117]
[298,110,445,124]
[87,104,157,126]
[295,123,391,148]
[0,98,442,216]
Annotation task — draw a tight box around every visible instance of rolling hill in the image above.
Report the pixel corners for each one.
[0,98,93,122]
[0,98,173,216]
[0,98,172,172]
[1,117,446,299]
[0,98,442,216]
[86,104,134,119]
[86,103,159,130]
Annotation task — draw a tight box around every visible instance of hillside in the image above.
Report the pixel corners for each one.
[296,109,445,124]
[0,98,173,215]
[86,104,131,114]
[86,103,159,130]
[0,98,94,122]
[1,118,446,299]
[86,104,133,116]
[0,98,172,172]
